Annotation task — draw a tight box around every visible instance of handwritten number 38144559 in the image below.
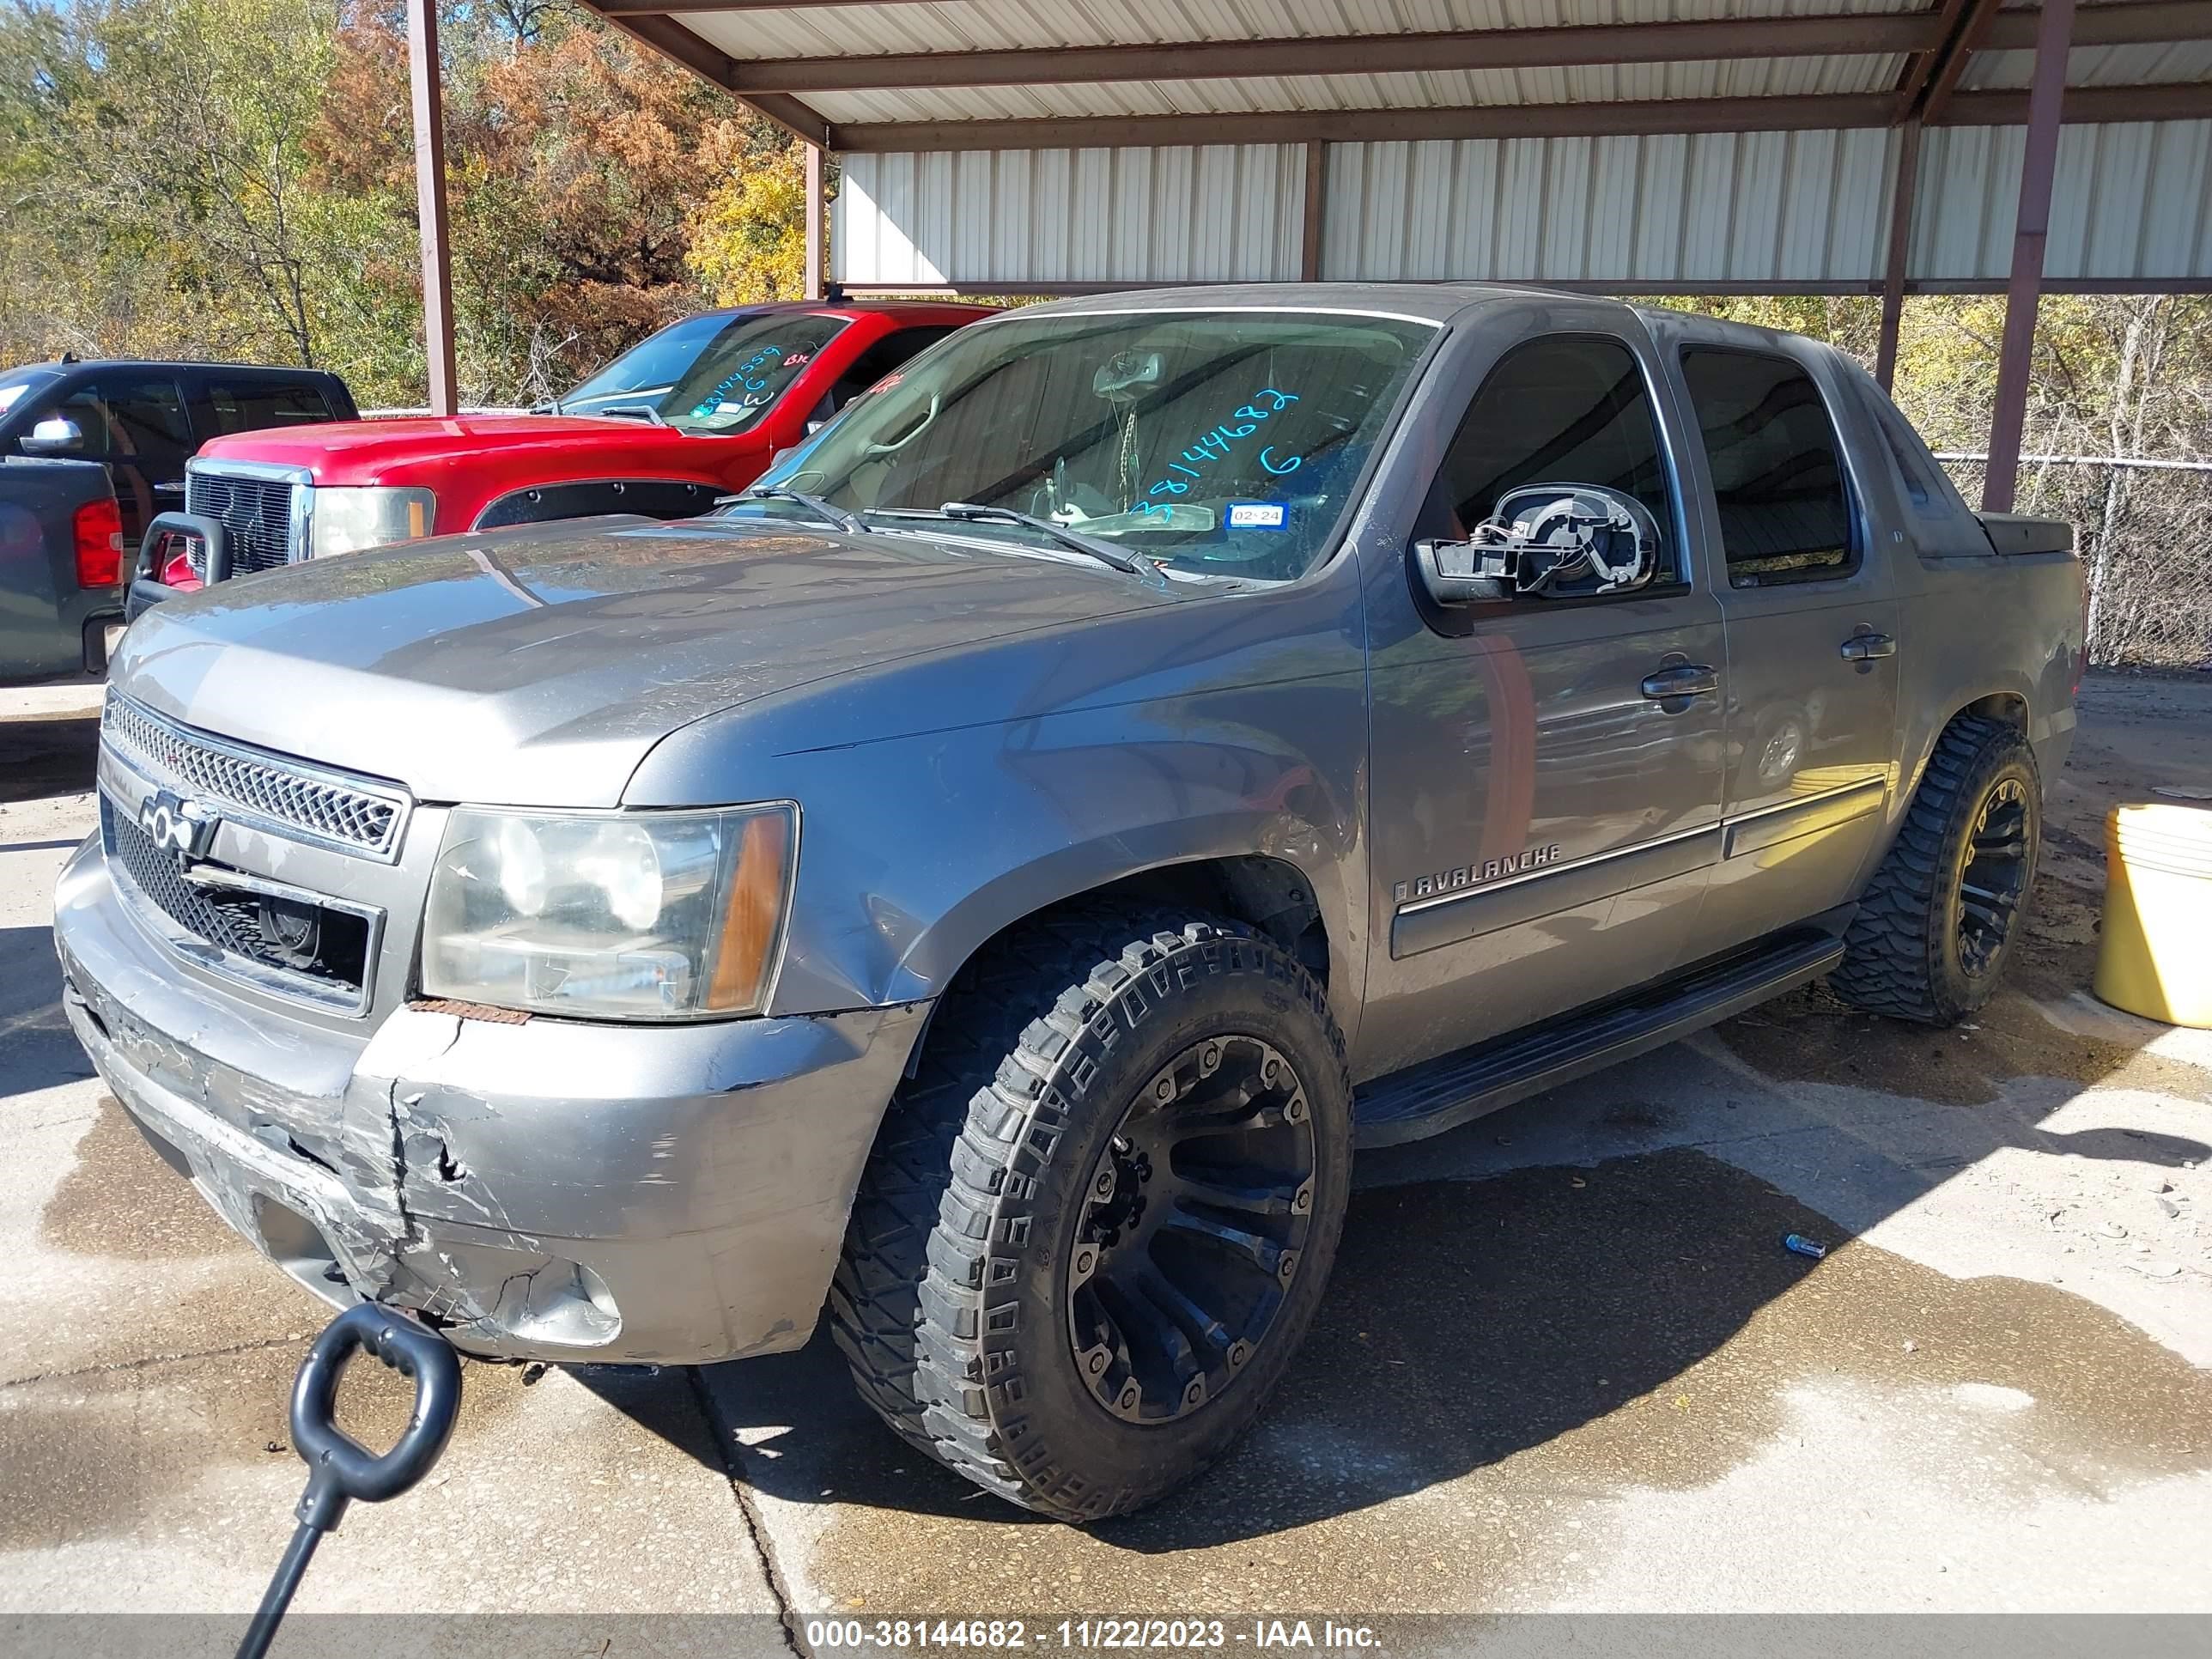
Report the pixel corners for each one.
[1145,390,1301,501]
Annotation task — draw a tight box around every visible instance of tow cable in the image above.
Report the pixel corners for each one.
[234,1303,463,1659]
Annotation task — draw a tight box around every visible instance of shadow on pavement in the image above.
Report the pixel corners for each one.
[683,1149,1854,1539]
[0,712,100,805]
[1,923,64,1029]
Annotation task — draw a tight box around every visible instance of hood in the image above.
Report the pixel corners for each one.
[112,516,1181,806]
[195,414,755,483]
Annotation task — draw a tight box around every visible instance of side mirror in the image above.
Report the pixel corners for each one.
[1413,483,1662,608]
[21,416,85,455]
[1413,538,1515,605]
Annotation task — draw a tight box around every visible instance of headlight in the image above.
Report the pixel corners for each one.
[422,805,796,1019]
[309,486,437,557]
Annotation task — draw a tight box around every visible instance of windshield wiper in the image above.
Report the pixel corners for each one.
[718,486,864,535]
[867,502,1158,580]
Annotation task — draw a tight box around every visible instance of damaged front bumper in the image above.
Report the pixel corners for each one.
[53,835,927,1365]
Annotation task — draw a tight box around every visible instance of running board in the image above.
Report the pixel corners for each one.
[1352,929,1846,1149]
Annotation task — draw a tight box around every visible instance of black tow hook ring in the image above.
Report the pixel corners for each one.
[236,1303,464,1659]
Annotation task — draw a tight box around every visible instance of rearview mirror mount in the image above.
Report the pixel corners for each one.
[1413,483,1662,608]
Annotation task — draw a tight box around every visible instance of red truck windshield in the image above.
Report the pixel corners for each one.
[566,313,851,434]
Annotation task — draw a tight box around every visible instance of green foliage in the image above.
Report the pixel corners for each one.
[0,0,804,405]
[687,143,811,307]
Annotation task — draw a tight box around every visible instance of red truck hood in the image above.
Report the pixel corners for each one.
[196,415,769,484]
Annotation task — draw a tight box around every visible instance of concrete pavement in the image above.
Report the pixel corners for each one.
[2,674,2208,1642]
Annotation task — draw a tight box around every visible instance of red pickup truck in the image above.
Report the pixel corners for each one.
[145,299,986,592]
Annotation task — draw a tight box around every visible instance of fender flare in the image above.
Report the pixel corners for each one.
[877,809,1362,1019]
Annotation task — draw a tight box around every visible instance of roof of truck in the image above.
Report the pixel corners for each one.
[665,298,1000,323]
[955,281,1626,327]
[8,359,348,375]
[976,283,1858,359]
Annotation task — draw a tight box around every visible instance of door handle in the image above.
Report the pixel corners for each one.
[1840,630,1898,662]
[1640,663,1720,701]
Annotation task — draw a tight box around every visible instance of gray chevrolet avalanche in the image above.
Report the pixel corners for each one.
[57,284,2082,1520]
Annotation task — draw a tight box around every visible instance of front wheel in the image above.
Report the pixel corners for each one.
[1831,715,2043,1025]
[830,909,1352,1521]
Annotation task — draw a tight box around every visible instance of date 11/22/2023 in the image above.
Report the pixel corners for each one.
[803,1617,1383,1650]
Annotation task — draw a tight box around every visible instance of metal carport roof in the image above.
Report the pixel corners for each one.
[562,0,2212,298]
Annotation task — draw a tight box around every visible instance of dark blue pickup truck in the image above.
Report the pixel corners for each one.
[0,456,125,684]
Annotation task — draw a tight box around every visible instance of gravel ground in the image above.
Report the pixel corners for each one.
[2,672,2208,1646]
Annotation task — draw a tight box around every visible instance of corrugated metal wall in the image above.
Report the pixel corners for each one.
[835,120,2212,288]
[834,146,1308,286]
[1915,119,2212,280]
[1320,128,1896,283]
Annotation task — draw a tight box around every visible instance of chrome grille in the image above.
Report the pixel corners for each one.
[102,799,372,1007]
[106,798,276,962]
[185,469,298,575]
[102,696,410,860]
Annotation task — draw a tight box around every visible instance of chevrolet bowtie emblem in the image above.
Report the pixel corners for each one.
[138,788,219,866]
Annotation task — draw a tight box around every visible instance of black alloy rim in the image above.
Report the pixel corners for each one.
[1956,777,2032,975]
[1067,1035,1317,1426]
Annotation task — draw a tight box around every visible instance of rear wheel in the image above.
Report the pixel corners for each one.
[830,908,1352,1520]
[1831,715,2042,1025]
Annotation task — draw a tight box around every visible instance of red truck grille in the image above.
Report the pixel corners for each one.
[184,468,299,575]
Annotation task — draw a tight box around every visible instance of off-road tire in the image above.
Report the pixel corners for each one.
[830,907,1352,1521]
[1830,715,2042,1025]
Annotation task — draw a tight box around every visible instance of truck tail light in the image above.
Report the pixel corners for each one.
[73,498,125,590]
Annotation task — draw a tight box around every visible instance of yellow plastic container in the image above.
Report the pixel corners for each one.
[2094,802,2212,1028]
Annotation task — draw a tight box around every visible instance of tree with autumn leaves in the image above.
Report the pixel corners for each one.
[0,0,809,406]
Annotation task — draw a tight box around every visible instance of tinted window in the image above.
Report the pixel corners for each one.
[840,326,956,395]
[1425,335,1677,583]
[1860,377,1976,520]
[1680,349,1854,585]
[204,380,335,435]
[56,378,192,474]
[814,326,960,421]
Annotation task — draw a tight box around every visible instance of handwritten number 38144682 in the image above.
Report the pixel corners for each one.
[1144,390,1301,502]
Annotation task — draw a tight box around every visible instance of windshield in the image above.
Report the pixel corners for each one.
[0,370,58,428]
[560,312,850,433]
[749,309,1436,582]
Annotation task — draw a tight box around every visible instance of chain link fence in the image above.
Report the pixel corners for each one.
[1939,454,2212,672]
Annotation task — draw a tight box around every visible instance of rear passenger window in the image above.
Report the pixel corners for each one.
[55,378,191,469]
[206,380,335,434]
[1680,349,1855,586]
[1425,335,1680,585]
[1863,381,1976,520]
[830,326,959,408]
